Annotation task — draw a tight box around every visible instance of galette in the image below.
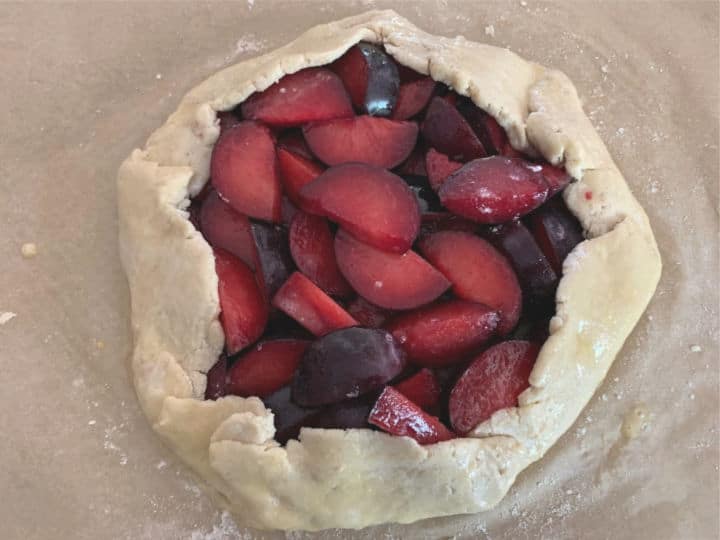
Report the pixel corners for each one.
[118,10,661,531]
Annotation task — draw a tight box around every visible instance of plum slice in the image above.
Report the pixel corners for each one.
[199,190,255,269]
[214,248,268,354]
[368,386,455,444]
[272,272,357,337]
[456,102,522,157]
[482,220,558,312]
[277,147,325,208]
[299,163,420,253]
[331,42,399,117]
[391,77,437,120]
[289,211,352,297]
[303,116,418,169]
[438,156,549,223]
[250,222,295,300]
[393,368,441,412]
[425,148,463,191]
[335,230,450,310]
[217,110,241,133]
[537,162,572,197]
[291,327,406,407]
[385,300,499,367]
[345,297,391,328]
[241,68,353,126]
[421,96,486,161]
[395,147,428,177]
[226,339,309,398]
[418,231,521,335]
[527,198,584,275]
[449,340,539,434]
[262,386,319,444]
[204,355,227,400]
[210,121,282,223]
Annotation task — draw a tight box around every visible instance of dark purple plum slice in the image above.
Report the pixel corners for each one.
[332,42,400,117]
[262,386,319,444]
[526,198,584,275]
[204,355,227,400]
[291,327,407,407]
[482,220,558,313]
[250,221,295,300]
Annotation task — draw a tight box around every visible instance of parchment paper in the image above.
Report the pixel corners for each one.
[1,2,717,539]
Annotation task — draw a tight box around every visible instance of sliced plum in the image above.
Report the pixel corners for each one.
[272,272,357,336]
[335,230,451,310]
[289,211,352,297]
[391,77,437,120]
[368,386,455,444]
[418,231,521,335]
[250,221,295,300]
[303,116,418,169]
[331,42,399,117]
[537,162,572,197]
[276,147,325,208]
[385,300,499,367]
[425,148,463,190]
[226,339,309,398]
[299,163,420,253]
[438,156,549,223]
[449,340,539,434]
[482,220,558,312]
[456,102,521,157]
[281,197,299,227]
[345,296,391,328]
[199,190,256,269]
[421,96,486,161]
[211,121,282,223]
[527,198,584,275]
[393,368,441,412]
[214,248,268,354]
[291,327,406,407]
[262,386,319,444]
[241,68,353,127]
[204,355,228,400]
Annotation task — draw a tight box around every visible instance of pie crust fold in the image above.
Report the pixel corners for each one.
[117,10,661,531]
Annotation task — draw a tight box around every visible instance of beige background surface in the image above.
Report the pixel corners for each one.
[1,1,718,539]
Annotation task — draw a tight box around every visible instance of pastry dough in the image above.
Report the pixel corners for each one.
[117,10,661,531]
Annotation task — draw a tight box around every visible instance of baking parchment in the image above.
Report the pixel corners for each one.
[0,1,717,539]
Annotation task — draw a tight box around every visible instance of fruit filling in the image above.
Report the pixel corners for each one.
[194,42,585,445]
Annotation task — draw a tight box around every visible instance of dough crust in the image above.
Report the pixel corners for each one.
[117,10,661,531]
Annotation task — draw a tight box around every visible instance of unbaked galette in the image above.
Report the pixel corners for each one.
[118,11,661,531]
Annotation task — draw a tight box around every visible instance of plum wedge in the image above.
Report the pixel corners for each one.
[213,248,268,355]
[292,327,406,407]
[272,272,357,336]
[527,199,584,274]
[199,190,255,269]
[300,163,420,253]
[425,148,462,191]
[303,116,418,169]
[241,68,353,126]
[385,300,499,367]
[419,231,521,335]
[331,43,399,117]
[369,386,455,445]
[211,121,282,223]
[421,96,486,161]
[345,297,391,328]
[449,340,539,434]
[391,77,436,120]
[393,368,441,412]
[227,339,310,398]
[335,230,450,310]
[277,147,325,208]
[204,355,228,400]
[438,156,549,223]
[289,211,352,297]
[250,222,295,300]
